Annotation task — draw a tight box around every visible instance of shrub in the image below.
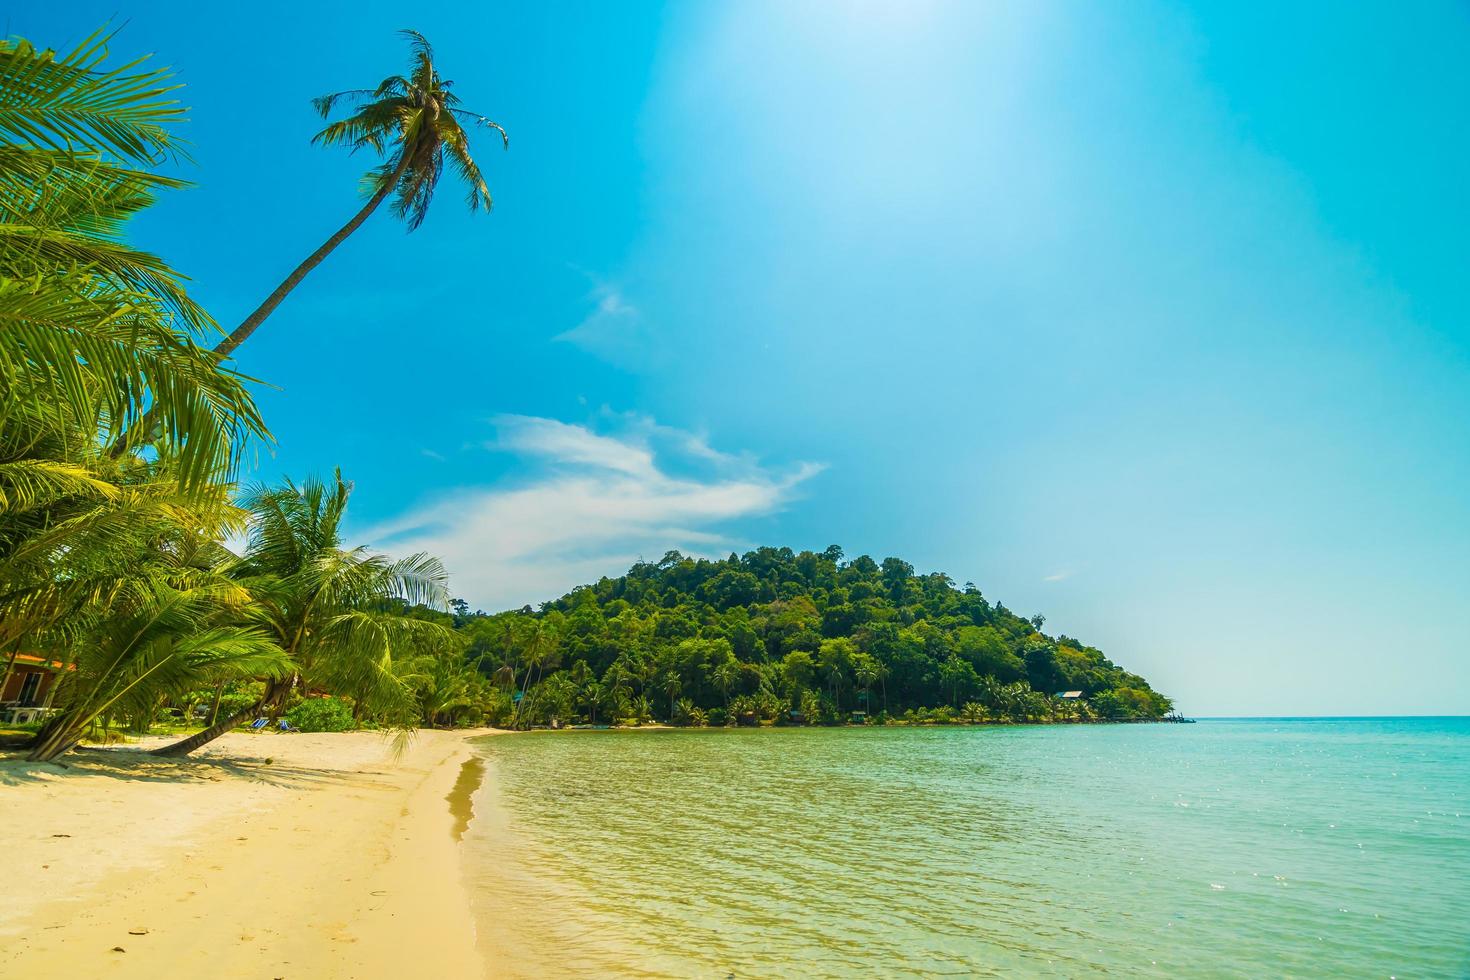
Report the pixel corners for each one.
[285,697,355,733]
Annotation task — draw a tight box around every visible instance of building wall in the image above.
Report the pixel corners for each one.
[2,666,56,705]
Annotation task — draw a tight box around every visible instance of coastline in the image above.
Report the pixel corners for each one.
[0,728,505,979]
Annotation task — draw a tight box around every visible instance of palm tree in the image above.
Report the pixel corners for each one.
[996,681,1025,721]
[214,30,507,359]
[151,470,451,756]
[509,619,558,729]
[661,671,682,721]
[578,679,605,724]
[21,478,291,761]
[852,655,878,713]
[976,675,1002,713]
[712,659,741,716]
[28,572,288,762]
[0,31,266,485]
[872,660,890,714]
[399,639,476,728]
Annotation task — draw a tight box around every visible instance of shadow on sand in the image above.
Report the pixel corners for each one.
[0,743,380,792]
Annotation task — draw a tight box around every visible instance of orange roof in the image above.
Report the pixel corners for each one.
[9,653,73,672]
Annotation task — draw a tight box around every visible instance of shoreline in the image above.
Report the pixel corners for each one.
[0,721,1187,978]
[0,728,506,979]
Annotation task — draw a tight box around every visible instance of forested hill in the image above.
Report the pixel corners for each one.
[446,546,1173,726]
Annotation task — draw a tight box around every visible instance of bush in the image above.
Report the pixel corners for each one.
[284,697,355,733]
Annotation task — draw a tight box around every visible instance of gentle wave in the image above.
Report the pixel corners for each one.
[463,719,1470,978]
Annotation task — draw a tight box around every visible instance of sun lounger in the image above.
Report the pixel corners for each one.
[278,718,300,733]
[247,717,269,730]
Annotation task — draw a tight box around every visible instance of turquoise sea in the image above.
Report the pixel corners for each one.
[462,719,1470,977]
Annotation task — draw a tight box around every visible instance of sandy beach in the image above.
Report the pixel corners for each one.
[0,728,504,979]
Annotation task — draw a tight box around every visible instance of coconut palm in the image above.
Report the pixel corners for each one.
[0,72,267,719]
[151,470,451,756]
[397,634,478,728]
[21,478,291,761]
[214,29,506,359]
[0,30,183,163]
[28,572,288,762]
[852,654,879,712]
[509,619,559,729]
[712,658,741,716]
[0,31,266,485]
[661,670,682,721]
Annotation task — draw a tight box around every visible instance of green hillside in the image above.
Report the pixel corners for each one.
[448,546,1172,727]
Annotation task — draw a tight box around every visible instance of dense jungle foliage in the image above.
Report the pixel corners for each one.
[431,547,1173,728]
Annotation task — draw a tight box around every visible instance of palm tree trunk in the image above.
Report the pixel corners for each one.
[214,153,412,360]
[150,703,257,757]
[207,681,224,727]
[24,710,70,754]
[108,155,412,458]
[150,675,289,757]
[0,644,20,699]
[28,720,83,762]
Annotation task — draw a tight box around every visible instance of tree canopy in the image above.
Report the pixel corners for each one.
[450,547,1172,727]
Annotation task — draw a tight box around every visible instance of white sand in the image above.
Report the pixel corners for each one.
[0,728,507,978]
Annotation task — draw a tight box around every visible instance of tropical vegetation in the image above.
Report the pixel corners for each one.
[437,548,1172,729]
[0,27,1169,764]
[0,29,491,761]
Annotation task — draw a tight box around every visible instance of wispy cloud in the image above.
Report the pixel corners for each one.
[363,414,823,610]
[1043,569,1074,583]
[554,282,660,369]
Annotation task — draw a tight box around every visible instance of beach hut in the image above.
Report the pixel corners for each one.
[1055,690,1083,700]
[0,654,68,723]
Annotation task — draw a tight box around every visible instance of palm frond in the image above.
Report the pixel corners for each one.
[437,115,493,212]
[0,458,117,515]
[0,277,267,487]
[448,108,508,149]
[0,29,185,164]
[311,30,505,232]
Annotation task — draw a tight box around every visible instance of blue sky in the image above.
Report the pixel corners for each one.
[20,2,1470,715]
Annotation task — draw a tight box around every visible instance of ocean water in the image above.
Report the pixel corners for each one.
[461,719,1470,977]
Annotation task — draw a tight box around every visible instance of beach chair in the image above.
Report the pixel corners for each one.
[278,718,300,733]
[247,717,269,730]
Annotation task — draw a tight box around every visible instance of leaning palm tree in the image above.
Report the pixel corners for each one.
[28,574,289,762]
[151,469,453,756]
[19,474,291,762]
[214,29,506,359]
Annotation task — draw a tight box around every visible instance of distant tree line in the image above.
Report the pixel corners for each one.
[424,547,1172,728]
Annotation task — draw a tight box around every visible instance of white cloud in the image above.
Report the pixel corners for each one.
[362,415,822,611]
[488,415,657,479]
[554,282,659,369]
[1043,569,1074,583]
